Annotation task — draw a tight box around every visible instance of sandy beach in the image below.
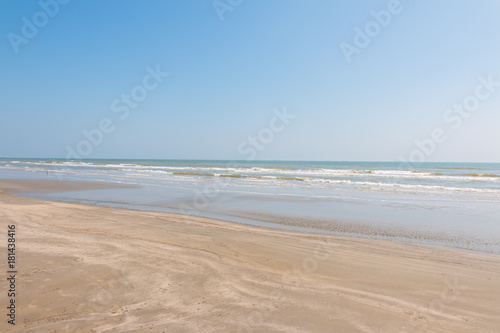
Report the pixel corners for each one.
[1,179,499,332]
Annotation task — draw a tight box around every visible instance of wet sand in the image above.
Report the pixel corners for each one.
[0,178,137,194]
[0,179,499,332]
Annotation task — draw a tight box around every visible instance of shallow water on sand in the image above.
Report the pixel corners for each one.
[1,159,499,254]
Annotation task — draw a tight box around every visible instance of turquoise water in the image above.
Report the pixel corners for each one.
[1,159,500,254]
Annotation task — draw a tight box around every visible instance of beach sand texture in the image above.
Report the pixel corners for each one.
[0,180,499,332]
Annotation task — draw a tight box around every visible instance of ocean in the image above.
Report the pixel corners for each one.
[1,158,499,254]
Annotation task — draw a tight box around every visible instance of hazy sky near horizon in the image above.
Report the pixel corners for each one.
[1,0,499,162]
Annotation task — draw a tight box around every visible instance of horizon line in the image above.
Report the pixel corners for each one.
[1,157,500,164]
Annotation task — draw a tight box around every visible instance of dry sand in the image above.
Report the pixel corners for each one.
[0,179,499,332]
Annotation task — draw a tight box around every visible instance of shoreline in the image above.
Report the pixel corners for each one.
[2,178,497,256]
[1,180,500,332]
[26,197,500,258]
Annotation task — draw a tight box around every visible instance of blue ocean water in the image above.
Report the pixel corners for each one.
[1,158,499,254]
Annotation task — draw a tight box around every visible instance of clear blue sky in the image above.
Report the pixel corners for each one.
[1,0,499,162]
